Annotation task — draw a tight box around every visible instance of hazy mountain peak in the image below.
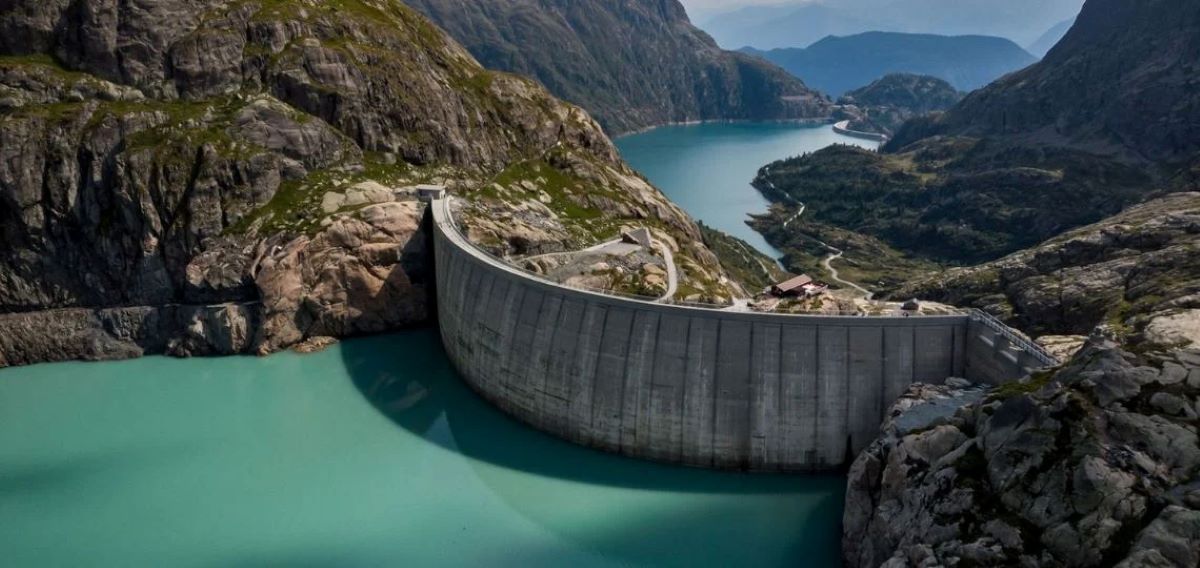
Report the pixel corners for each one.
[699,0,1085,49]
[744,31,1036,97]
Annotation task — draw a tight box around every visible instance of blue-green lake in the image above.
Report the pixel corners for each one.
[616,122,875,258]
[1,122,871,567]
[1,331,844,567]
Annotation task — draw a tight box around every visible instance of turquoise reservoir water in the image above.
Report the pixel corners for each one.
[616,123,875,258]
[0,331,845,567]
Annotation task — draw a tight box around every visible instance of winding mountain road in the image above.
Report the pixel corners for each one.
[653,240,679,303]
[822,247,874,301]
[782,201,873,300]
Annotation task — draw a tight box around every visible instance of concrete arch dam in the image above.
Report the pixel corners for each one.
[431,199,1054,472]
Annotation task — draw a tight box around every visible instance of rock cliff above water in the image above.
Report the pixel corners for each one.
[0,0,734,367]
[846,338,1200,568]
[403,0,832,135]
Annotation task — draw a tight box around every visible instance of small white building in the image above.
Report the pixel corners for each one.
[417,184,447,202]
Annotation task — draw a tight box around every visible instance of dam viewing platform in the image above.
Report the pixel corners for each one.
[430,198,1057,472]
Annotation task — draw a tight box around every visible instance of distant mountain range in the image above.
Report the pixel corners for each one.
[743,32,1037,97]
[701,0,1084,49]
[404,0,831,135]
[1026,17,1076,57]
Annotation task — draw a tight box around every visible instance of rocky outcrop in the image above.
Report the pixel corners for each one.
[836,74,962,137]
[0,0,735,367]
[844,338,1200,564]
[844,338,1200,568]
[894,193,1200,344]
[252,202,429,354]
[403,0,832,135]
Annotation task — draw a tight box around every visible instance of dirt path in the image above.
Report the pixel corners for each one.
[653,240,679,303]
[822,247,874,300]
[779,200,873,300]
[518,238,624,264]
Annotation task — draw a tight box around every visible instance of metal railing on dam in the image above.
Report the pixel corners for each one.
[430,198,1057,472]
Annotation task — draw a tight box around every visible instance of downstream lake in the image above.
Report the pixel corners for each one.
[616,122,876,258]
[1,123,869,567]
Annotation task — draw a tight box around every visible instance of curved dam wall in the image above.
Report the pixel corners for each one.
[433,200,1015,472]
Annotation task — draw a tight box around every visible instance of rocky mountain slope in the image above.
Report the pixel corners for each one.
[837,73,962,136]
[402,0,832,135]
[743,32,1036,96]
[0,0,735,367]
[753,0,1199,267]
[845,337,1200,568]
[889,0,1200,169]
[894,193,1200,348]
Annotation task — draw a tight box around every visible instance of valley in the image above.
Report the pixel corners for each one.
[2,0,1198,567]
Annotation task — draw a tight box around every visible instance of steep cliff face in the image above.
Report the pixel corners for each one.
[845,338,1200,568]
[403,0,832,134]
[0,0,733,366]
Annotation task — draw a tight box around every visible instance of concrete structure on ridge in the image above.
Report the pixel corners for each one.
[417,184,447,203]
[430,198,1057,472]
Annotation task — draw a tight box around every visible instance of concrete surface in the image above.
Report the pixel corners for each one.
[431,199,1052,472]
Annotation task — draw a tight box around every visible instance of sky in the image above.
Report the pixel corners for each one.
[679,0,783,20]
[678,0,1084,29]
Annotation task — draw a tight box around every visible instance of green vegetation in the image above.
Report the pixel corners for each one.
[0,53,90,82]
[749,205,941,295]
[593,268,664,299]
[699,223,788,292]
[754,142,1153,266]
[229,156,429,236]
[485,159,603,221]
[990,370,1055,400]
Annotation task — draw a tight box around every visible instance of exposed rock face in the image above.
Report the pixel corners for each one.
[895,193,1200,343]
[844,338,1200,568]
[252,202,430,355]
[836,74,962,137]
[403,0,832,135]
[0,0,733,367]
